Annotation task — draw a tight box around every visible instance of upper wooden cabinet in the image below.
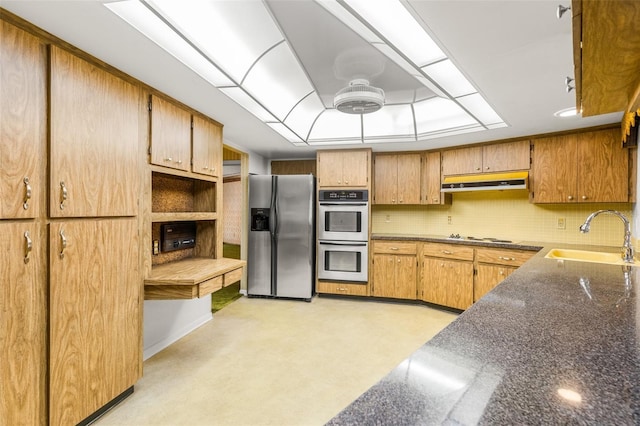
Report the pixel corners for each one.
[50,46,141,218]
[150,95,191,173]
[531,128,629,203]
[373,153,421,204]
[0,21,46,219]
[421,151,450,205]
[317,149,370,188]
[192,115,222,178]
[442,140,530,176]
[572,0,640,117]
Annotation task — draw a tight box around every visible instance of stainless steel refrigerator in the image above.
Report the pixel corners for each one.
[248,174,315,300]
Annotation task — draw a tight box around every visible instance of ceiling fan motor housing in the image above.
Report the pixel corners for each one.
[334,79,385,114]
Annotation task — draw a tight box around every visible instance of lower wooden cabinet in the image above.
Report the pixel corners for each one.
[317,281,369,296]
[372,241,418,299]
[421,257,474,310]
[475,264,516,301]
[0,222,47,425]
[49,219,141,426]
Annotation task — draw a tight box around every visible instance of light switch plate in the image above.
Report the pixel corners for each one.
[557,218,566,229]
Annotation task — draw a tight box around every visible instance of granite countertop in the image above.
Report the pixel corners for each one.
[371,232,544,251]
[328,243,640,425]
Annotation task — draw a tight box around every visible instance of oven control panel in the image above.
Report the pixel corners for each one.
[319,190,368,202]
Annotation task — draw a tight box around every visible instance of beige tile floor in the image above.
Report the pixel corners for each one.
[97,296,458,426]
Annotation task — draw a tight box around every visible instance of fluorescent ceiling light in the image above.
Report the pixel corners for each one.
[457,93,505,126]
[242,43,315,121]
[314,0,382,44]
[308,110,362,141]
[422,59,476,98]
[344,0,445,66]
[267,123,304,143]
[284,94,326,139]
[147,0,283,83]
[219,87,276,122]
[363,105,415,140]
[414,98,478,135]
[105,0,233,86]
[554,107,579,118]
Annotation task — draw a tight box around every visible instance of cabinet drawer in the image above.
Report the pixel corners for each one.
[317,281,368,296]
[373,241,417,255]
[421,243,474,261]
[199,276,223,297]
[224,268,243,286]
[476,247,535,266]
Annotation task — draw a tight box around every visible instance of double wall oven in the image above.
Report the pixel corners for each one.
[318,190,368,283]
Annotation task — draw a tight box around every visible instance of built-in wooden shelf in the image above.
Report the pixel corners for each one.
[150,212,217,222]
[150,164,218,183]
[144,257,245,300]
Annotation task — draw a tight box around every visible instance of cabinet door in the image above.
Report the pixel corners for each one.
[442,146,482,175]
[342,150,369,187]
[50,47,141,217]
[373,253,397,298]
[150,95,191,173]
[317,151,344,187]
[482,140,530,173]
[397,154,421,204]
[395,255,417,299]
[422,151,442,204]
[475,264,516,302]
[50,219,140,425]
[373,155,397,204]
[422,257,473,309]
[192,115,222,177]
[531,134,578,203]
[0,21,46,219]
[577,128,628,202]
[0,222,46,425]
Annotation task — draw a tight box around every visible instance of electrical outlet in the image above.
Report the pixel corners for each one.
[447,215,452,225]
[385,214,391,223]
[153,239,160,255]
[557,217,566,229]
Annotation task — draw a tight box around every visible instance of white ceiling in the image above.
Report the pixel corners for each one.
[0,0,622,160]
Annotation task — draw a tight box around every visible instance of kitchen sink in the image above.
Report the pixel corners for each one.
[545,248,640,266]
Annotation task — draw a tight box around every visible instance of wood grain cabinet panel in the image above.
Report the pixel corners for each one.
[421,151,450,205]
[442,141,530,176]
[372,241,418,300]
[316,281,369,296]
[0,21,46,219]
[0,222,47,425]
[474,264,516,302]
[49,46,141,217]
[317,149,370,188]
[49,219,140,426]
[421,257,473,310]
[192,115,222,178]
[373,153,420,204]
[531,128,628,203]
[150,95,191,173]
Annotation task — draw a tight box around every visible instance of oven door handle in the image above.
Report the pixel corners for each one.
[319,241,367,246]
[319,202,368,206]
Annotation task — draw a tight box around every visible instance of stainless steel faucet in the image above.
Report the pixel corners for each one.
[579,210,635,263]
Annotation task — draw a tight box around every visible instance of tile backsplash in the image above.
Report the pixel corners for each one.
[372,189,633,247]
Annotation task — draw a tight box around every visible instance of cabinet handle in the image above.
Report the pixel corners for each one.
[442,250,453,255]
[23,177,31,210]
[24,231,32,264]
[581,195,587,200]
[499,269,504,275]
[59,229,67,259]
[176,159,183,164]
[392,199,396,203]
[337,180,341,184]
[433,198,439,202]
[567,195,574,201]
[498,256,515,261]
[203,166,209,170]
[59,181,67,210]
[390,247,399,250]
[345,180,349,184]
[397,259,401,263]
[440,263,445,267]
[164,157,172,162]
[211,167,216,172]
[485,166,490,170]
[476,167,481,171]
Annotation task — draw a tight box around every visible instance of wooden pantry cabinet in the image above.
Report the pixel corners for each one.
[420,243,474,310]
[317,149,371,188]
[442,140,530,176]
[372,241,418,299]
[530,128,629,203]
[0,20,46,220]
[474,247,534,301]
[373,153,421,204]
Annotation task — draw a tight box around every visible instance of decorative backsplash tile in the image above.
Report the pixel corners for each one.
[372,190,633,247]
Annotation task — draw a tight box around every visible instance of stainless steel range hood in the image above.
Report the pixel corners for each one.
[441,171,528,192]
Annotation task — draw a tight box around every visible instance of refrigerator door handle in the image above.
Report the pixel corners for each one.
[269,177,277,238]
